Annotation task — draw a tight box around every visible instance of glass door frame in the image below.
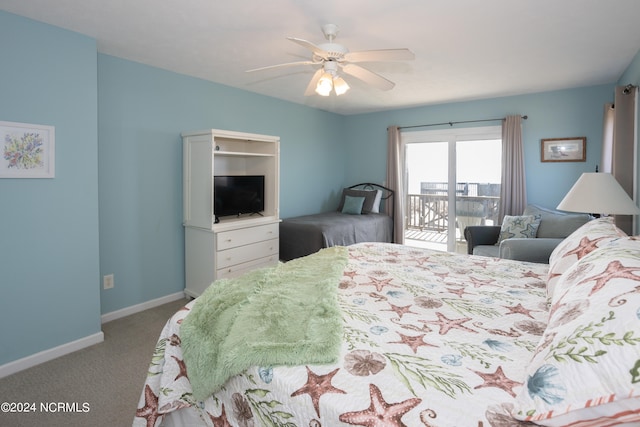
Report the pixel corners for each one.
[401,126,502,252]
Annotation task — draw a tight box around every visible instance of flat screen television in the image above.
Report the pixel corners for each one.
[214,175,265,219]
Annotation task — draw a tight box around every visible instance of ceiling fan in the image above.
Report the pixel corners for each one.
[246,24,414,97]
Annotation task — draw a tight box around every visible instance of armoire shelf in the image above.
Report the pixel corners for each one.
[216,151,275,157]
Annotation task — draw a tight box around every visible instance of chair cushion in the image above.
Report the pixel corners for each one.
[472,244,500,257]
[499,238,564,264]
[524,205,591,238]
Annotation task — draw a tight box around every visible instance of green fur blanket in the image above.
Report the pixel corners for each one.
[181,246,348,400]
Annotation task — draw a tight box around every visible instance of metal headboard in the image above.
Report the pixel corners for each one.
[347,182,395,228]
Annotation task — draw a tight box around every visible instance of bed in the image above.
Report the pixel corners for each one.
[134,217,640,427]
[279,183,394,261]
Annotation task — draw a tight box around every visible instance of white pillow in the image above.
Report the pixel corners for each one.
[512,236,640,426]
[546,217,626,300]
[370,189,382,213]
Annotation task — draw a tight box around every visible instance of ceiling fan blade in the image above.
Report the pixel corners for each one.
[246,60,318,73]
[287,37,329,60]
[304,69,324,96]
[342,64,395,91]
[344,48,415,63]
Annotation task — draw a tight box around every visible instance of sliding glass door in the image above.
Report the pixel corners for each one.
[405,141,449,250]
[403,127,502,252]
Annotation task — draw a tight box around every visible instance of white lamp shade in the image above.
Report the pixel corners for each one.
[557,172,640,215]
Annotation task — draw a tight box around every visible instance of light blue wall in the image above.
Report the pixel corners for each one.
[2,9,637,369]
[0,12,101,365]
[98,55,346,313]
[344,85,613,209]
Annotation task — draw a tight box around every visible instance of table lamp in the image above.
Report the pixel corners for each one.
[557,172,640,215]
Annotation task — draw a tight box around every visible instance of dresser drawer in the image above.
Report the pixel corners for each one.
[216,223,279,251]
[216,238,278,269]
[216,254,279,279]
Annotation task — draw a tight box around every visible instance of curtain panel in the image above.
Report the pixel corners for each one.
[498,115,527,221]
[611,86,637,234]
[386,126,405,244]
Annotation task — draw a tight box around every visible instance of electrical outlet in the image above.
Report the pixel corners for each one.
[103,274,114,290]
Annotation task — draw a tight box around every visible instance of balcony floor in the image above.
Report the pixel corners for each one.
[404,227,468,254]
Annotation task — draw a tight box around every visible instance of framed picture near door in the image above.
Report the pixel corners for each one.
[541,137,586,162]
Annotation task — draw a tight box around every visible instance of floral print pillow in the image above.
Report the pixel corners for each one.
[497,214,542,244]
[513,236,640,426]
[546,217,626,300]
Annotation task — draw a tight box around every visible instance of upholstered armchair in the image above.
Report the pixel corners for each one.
[464,204,592,263]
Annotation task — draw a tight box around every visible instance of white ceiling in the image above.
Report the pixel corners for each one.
[2,0,640,115]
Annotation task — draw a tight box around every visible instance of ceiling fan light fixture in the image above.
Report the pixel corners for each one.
[333,76,350,96]
[249,25,414,97]
[315,72,333,96]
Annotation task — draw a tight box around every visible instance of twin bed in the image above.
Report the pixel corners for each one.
[279,183,394,261]
[134,217,640,426]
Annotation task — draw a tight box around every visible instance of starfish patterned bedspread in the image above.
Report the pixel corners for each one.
[134,242,549,427]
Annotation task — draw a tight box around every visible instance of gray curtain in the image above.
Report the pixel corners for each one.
[498,115,527,221]
[611,85,637,234]
[386,126,405,244]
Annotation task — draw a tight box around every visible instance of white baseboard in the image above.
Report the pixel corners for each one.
[101,291,186,324]
[0,292,186,379]
[0,332,104,379]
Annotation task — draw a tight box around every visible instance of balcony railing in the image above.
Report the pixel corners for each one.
[406,194,500,234]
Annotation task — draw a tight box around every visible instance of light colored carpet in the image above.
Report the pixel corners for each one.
[0,297,189,427]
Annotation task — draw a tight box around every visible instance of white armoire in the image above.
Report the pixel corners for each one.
[182,129,280,298]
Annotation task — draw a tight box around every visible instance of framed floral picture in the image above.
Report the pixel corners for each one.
[0,121,55,178]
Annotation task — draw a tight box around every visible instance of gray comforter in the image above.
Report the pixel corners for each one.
[279,211,393,261]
